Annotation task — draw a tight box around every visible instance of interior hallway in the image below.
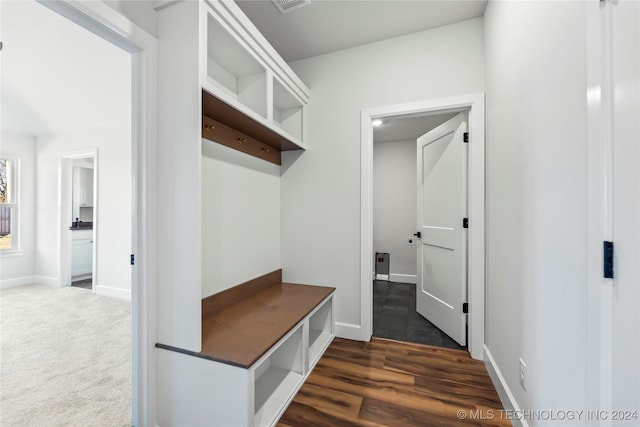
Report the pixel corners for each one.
[279,337,509,426]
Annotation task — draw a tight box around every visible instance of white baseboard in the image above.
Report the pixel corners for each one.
[0,276,37,289]
[373,274,417,284]
[389,273,416,284]
[95,285,131,301]
[335,321,368,341]
[32,276,59,287]
[484,345,529,427]
[2,276,64,288]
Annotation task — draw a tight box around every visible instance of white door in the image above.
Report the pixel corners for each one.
[416,112,468,346]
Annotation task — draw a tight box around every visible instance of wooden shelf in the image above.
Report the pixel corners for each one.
[202,89,303,165]
[157,269,334,427]
[201,279,334,368]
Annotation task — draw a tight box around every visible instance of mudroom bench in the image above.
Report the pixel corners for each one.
[156,270,335,427]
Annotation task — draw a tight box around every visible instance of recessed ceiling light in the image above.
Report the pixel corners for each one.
[372,119,383,127]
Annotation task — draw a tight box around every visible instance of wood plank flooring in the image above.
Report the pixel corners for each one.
[278,338,511,427]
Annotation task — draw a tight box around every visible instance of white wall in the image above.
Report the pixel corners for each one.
[0,133,36,287]
[35,125,132,297]
[281,18,484,336]
[373,140,416,282]
[484,0,590,418]
[201,140,281,298]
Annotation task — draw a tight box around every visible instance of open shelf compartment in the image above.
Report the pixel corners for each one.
[206,13,267,118]
[308,296,334,369]
[254,325,304,427]
[272,77,304,142]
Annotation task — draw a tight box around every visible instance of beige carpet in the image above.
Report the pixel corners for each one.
[0,284,131,426]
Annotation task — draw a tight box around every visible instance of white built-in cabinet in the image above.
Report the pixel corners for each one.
[157,295,334,427]
[72,166,93,221]
[71,229,92,278]
[78,167,93,207]
[156,1,321,426]
[202,0,308,147]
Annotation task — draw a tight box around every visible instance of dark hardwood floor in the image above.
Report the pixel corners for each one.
[71,278,92,290]
[278,337,510,427]
[373,280,465,350]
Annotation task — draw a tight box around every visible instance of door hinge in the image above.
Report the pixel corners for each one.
[463,218,469,229]
[463,303,469,314]
[463,132,469,143]
[603,241,613,278]
[130,254,135,266]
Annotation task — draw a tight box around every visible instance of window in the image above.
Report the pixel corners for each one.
[0,159,17,251]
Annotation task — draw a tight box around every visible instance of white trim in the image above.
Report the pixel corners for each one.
[335,322,364,341]
[36,2,157,426]
[59,149,98,290]
[0,155,20,252]
[96,285,132,301]
[0,276,36,289]
[32,276,59,287]
[388,274,417,284]
[483,345,529,427]
[0,250,24,258]
[585,0,612,418]
[361,93,485,360]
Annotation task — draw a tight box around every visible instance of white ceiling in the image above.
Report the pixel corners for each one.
[236,0,485,142]
[235,0,487,62]
[0,0,130,138]
[373,112,457,144]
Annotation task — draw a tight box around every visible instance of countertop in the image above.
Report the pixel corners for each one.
[69,222,93,231]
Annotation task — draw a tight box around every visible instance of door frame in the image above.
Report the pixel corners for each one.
[360,93,485,360]
[59,149,98,289]
[38,1,158,425]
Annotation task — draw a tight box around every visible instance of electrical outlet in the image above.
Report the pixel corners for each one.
[407,237,415,246]
[519,358,527,390]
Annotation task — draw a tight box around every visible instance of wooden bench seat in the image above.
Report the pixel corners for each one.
[200,270,334,368]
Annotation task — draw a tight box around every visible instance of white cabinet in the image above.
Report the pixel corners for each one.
[73,166,93,208]
[157,294,334,427]
[202,0,309,148]
[72,166,94,221]
[71,230,93,277]
[80,167,93,207]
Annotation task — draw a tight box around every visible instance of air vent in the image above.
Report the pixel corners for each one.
[272,0,311,13]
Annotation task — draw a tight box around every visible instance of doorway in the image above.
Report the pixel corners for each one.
[361,93,485,360]
[372,111,467,350]
[30,1,157,425]
[60,151,98,291]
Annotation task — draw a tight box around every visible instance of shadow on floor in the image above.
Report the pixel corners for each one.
[71,278,92,290]
[373,280,466,351]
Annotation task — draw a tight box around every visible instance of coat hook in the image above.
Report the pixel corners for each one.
[204,124,214,132]
[261,147,270,153]
[238,137,247,144]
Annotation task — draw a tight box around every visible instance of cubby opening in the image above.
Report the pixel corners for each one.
[273,77,303,141]
[254,326,304,426]
[207,14,267,118]
[308,298,333,368]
